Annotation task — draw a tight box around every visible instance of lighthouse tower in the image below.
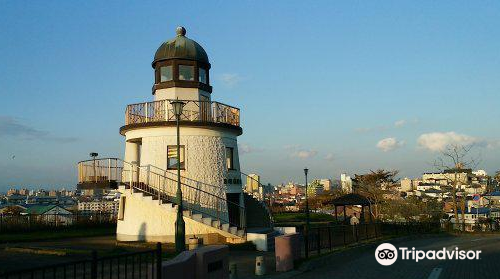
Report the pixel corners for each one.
[105,27,271,243]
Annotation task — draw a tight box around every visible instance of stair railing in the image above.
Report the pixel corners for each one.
[239,172,275,225]
[77,158,246,231]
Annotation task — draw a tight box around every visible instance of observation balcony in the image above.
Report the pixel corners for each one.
[120,99,241,135]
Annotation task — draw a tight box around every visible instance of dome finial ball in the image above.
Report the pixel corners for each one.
[176,26,186,36]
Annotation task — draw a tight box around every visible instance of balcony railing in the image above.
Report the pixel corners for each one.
[125,99,240,127]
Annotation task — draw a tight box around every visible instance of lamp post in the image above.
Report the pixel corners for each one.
[170,99,186,253]
[304,168,310,258]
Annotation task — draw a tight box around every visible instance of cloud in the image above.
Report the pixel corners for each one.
[417,132,485,152]
[376,137,405,152]
[394,120,406,128]
[291,150,318,159]
[218,73,242,88]
[238,143,264,155]
[324,153,335,161]
[0,116,77,143]
[284,145,318,159]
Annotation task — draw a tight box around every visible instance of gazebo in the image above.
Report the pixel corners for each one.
[332,193,374,223]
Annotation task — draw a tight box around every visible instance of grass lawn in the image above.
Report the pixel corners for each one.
[0,226,116,243]
[273,212,337,226]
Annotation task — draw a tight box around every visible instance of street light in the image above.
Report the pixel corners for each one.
[170,99,186,253]
[304,168,310,258]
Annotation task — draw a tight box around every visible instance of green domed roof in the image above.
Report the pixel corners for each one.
[152,27,209,67]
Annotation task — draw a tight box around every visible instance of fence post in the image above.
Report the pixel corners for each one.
[343,225,346,247]
[317,228,321,255]
[328,226,332,251]
[156,242,162,279]
[304,225,309,259]
[91,250,97,279]
[365,223,368,240]
[355,225,359,243]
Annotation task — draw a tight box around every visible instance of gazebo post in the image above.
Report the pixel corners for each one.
[361,205,365,223]
[343,205,346,223]
[334,205,338,221]
[369,204,373,223]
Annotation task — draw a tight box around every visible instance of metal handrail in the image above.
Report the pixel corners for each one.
[77,158,246,230]
[124,99,240,127]
[240,172,275,225]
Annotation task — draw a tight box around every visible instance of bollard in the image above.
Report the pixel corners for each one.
[255,256,266,276]
[229,263,238,279]
[188,237,200,250]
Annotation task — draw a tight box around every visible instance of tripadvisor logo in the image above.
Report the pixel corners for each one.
[375,243,482,266]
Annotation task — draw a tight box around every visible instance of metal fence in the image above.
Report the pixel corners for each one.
[0,243,162,279]
[0,213,116,233]
[300,222,441,258]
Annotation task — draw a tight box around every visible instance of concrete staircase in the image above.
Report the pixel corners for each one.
[118,185,245,239]
[244,192,273,229]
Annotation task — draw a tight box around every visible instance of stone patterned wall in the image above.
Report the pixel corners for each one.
[139,132,240,220]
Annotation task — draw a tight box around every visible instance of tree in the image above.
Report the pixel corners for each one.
[434,144,479,231]
[353,169,399,219]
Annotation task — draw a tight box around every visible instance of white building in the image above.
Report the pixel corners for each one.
[318,179,332,191]
[78,200,119,214]
[76,27,272,243]
[340,173,353,193]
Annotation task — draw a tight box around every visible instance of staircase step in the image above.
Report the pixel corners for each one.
[162,203,174,211]
[192,214,203,221]
[221,224,230,232]
[183,210,192,217]
[132,192,143,198]
[212,220,221,228]
[229,227,238,235]
[202,217,212,226]
[143,196,153,202]
[237,230,245,237]
[118,185,126,191]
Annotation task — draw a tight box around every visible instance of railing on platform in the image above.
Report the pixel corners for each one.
[0,243,163,279]
[77,158,246,230]
[125,99,240,127]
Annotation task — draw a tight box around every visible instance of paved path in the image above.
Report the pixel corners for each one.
[292,235,500,279]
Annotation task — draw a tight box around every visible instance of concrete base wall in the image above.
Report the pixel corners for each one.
[116,189,241,243]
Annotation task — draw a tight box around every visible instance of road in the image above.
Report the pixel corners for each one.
[292,235,500,279]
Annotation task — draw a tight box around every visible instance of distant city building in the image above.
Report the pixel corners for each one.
[246,174,261,194]
[399,178,413,192]
[78,200,119,214]
[6,189,18,196]
[307,181,324,197]
[340,173,353,193]
[18,188,29,195]
[473,170,488,177]
[318,179,332,191]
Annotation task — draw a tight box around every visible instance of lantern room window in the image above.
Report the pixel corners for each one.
[179,65,195,81]
[160,66,173,82]
[167,145,185,170]
[199,68,207,84]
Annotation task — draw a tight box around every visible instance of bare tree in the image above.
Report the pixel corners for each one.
[434,144,480,231]
[354,169,399,219]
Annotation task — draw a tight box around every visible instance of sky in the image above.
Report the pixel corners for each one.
[1,1,500,191]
